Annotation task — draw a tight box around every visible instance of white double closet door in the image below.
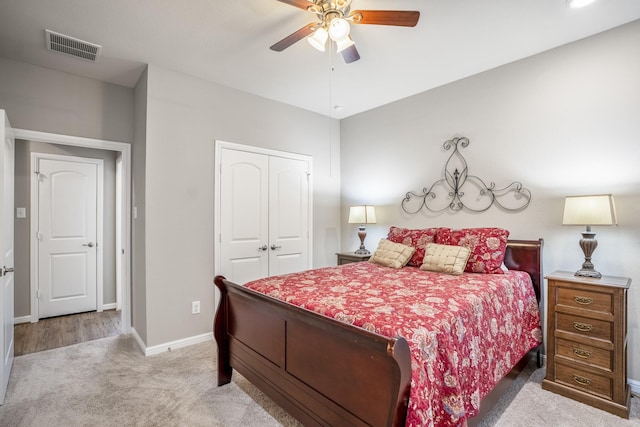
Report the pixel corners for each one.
[218,143,311,285]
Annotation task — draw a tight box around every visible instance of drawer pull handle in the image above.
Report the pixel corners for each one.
[573,375,592,386]
[574,296,593,305]
[573,322,593,332]
[573,348,592,359]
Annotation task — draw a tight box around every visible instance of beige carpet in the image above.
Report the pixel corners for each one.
[0,335,638,426]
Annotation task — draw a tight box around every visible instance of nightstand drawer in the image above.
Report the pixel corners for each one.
[556,363,613,400]
[557,286,613,314]
[556,338,612,371]
[556,312,612,341]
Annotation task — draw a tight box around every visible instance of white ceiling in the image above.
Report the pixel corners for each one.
[1,0,639,119]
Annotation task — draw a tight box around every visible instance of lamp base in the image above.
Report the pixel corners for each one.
[574,268,602,279]
[575,229,601,279]
[354,226,370,255]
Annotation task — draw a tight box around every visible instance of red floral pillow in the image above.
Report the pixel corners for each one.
[387,226,439,267]
[436,227,510,274]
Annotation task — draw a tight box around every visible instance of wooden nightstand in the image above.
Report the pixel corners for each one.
[336,252,371,265]
[542,270,631,418]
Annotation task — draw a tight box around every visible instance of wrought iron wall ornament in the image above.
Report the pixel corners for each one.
[402,136,531,214]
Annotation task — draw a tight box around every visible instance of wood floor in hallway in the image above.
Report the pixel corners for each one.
[14,310,121,356]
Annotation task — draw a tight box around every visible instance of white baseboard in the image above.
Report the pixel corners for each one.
[102,303,117,310]
[129,327,213,356]
[13,315,33,324]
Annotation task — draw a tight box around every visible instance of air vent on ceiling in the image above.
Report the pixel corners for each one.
[45,29,102,62]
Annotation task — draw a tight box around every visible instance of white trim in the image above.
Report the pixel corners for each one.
[131,328,214,356]
[629,378,640,396]
[102,303,117,311]
[13,316,31,325]
[14,129,131,333]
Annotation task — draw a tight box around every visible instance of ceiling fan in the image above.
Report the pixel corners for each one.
[270,0,420,64]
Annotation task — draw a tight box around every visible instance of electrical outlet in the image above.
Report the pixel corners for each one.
[191,300,200,314]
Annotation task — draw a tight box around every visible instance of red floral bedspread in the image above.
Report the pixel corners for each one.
[245,262,542,427]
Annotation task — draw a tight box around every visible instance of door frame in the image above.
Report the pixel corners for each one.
[13,129,131,333]
[31,153,104,318]
[213,140,314,278]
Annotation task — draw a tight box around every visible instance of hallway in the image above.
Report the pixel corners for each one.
[14,310,121,356]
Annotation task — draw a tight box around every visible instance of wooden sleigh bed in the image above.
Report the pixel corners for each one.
[214,238,543,426]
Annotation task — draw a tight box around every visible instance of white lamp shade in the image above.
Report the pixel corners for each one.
[348,205,376,224]
[335,36,355,53]
[308,27,328,51]
[562,194,617,226]
[328,18,350,41]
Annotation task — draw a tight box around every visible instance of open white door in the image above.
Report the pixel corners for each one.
[0,110,15,405]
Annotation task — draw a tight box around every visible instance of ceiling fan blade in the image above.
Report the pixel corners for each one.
[341,45,360,64]
[275,0,314,11]
[270,23,317,52]
[350,10,420,27]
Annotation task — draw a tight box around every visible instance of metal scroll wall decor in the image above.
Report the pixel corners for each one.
[402,136,531,214]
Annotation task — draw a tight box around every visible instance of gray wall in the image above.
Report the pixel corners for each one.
[13,140,118,317]
[0,57,134,143]
[340,20,640,381]
[137,64,341,347]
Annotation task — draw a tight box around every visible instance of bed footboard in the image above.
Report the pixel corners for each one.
[214,275,412,427]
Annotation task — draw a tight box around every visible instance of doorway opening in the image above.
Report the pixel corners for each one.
[13,129,131,333]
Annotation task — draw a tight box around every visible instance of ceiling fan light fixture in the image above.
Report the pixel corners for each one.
[328,18,350,41]
[335,36,355,53]
[308,27,328,51]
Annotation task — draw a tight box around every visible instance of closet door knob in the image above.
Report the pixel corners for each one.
[270,244,282,250]
[258,245,268,251]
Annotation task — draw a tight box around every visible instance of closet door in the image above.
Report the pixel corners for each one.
[217,144,311,285]
[268,156,309,276]
[220,149,269,285]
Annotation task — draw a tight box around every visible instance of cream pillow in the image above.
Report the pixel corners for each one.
[369,238,415,269]
[420,243,471,275]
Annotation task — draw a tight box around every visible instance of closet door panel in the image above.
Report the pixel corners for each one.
[268,156,309,277]
[220,149,269,284]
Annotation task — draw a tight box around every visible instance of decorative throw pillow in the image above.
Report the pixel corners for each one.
[386,226,439,267]
[420,243,471,275]
[436,227,510,274]
[369,238,416,269]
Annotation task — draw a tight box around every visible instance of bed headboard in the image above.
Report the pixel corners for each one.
[504,239,543,302]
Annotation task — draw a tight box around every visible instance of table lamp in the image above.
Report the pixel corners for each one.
[562,194,617,278]
[348,205,376,255]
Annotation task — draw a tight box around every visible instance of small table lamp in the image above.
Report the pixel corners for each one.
[562,194,617,278]
[348,205,376,255]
